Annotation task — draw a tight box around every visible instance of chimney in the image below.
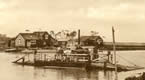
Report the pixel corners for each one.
[78,29,80,45]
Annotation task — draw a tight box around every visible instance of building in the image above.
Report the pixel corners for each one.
[79,36,103,47]
[57,38,68,47]
[15,33,38,48]
[33,31,57,48]
[14,31,57,48]
[8,37,16,48]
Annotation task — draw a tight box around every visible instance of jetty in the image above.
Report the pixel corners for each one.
[5,48,21,52]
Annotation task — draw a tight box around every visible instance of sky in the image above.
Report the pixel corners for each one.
[0,0,145,42]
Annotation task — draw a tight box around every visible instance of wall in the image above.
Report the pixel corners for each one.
[15,34,25,47]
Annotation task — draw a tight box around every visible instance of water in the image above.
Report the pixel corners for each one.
[0,51,145,80]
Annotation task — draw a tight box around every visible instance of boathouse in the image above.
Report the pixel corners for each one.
[15,33,38,48]
[79,36,103,47]
[33,31,57,48]
[57,38,68,47]
[14,31,57,48]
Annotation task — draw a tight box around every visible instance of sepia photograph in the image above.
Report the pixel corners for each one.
[0,0,145,80]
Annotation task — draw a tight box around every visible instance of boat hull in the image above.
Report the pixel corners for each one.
[34,60,90,68]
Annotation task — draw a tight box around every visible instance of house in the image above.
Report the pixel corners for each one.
[33,31,57,48]
[56,38,69,47]
[14,31,57,48]
[15,33,38,48]
[79,36,103,47]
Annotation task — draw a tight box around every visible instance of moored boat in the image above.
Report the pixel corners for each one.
[33,48,91,68]
[13,48,91,69]
[5,48,21,52]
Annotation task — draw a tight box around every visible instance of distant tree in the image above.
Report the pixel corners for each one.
[90,31,99,36]
[102,36,106,38]
[50,30,55,39]
[69,31,77,39]
[55,32,62,39]
[65,30,77,45]
[50,30,77,43]
[25,29,30,33]
[50,30,63,39]
[0,34,10,48]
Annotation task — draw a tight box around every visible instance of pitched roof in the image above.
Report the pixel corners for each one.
[19,33,39,40]
[10,37,16,41]
[80,36,102,42]
[33,31,49,39]
[33,31,48,36]
[17,31,56,41]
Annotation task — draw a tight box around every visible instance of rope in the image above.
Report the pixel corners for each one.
[117,54,139,67]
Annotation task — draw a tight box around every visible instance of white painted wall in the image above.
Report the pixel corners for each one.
[15,34,25,47]
[27,41,31,47]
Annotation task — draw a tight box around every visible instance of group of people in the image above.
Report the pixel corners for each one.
[55,45,113,63]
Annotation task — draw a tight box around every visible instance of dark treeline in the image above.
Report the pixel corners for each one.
[0,34,10,50]
[102,42,145,50]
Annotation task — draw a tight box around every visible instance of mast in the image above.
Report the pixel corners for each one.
[112,27,118,80]
[78,29,80,45]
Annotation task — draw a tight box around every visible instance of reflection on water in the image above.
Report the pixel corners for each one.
[33,67,115,80]
[0,51,145,80]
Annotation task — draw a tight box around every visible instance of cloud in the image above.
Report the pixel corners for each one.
[0,0,145,42]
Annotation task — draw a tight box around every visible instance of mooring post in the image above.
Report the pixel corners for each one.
[78,29,80,45]
[34,50,37,63]
[111,53,113,63]
[22,57,25,64]
[44,54,46,61]
[28,53,30,61]
[112,27,118,80]
[104,62,107,70]
[107,50,111,62]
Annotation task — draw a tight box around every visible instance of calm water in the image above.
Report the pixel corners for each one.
[0,51,145,80]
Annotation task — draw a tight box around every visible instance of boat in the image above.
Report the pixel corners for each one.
[12,29,144,71]
[13,48,91,69]
[5,48,21,52]
[12,47,144,71]
[21,49,34,53]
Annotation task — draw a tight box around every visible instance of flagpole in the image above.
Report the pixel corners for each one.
[112,26,118,80]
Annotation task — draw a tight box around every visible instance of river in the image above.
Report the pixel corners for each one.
[0,50,145,80]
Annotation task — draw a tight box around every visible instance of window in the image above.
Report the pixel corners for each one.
[18,39,21,44]
[43,42,46,45]
[45,35,49,39]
